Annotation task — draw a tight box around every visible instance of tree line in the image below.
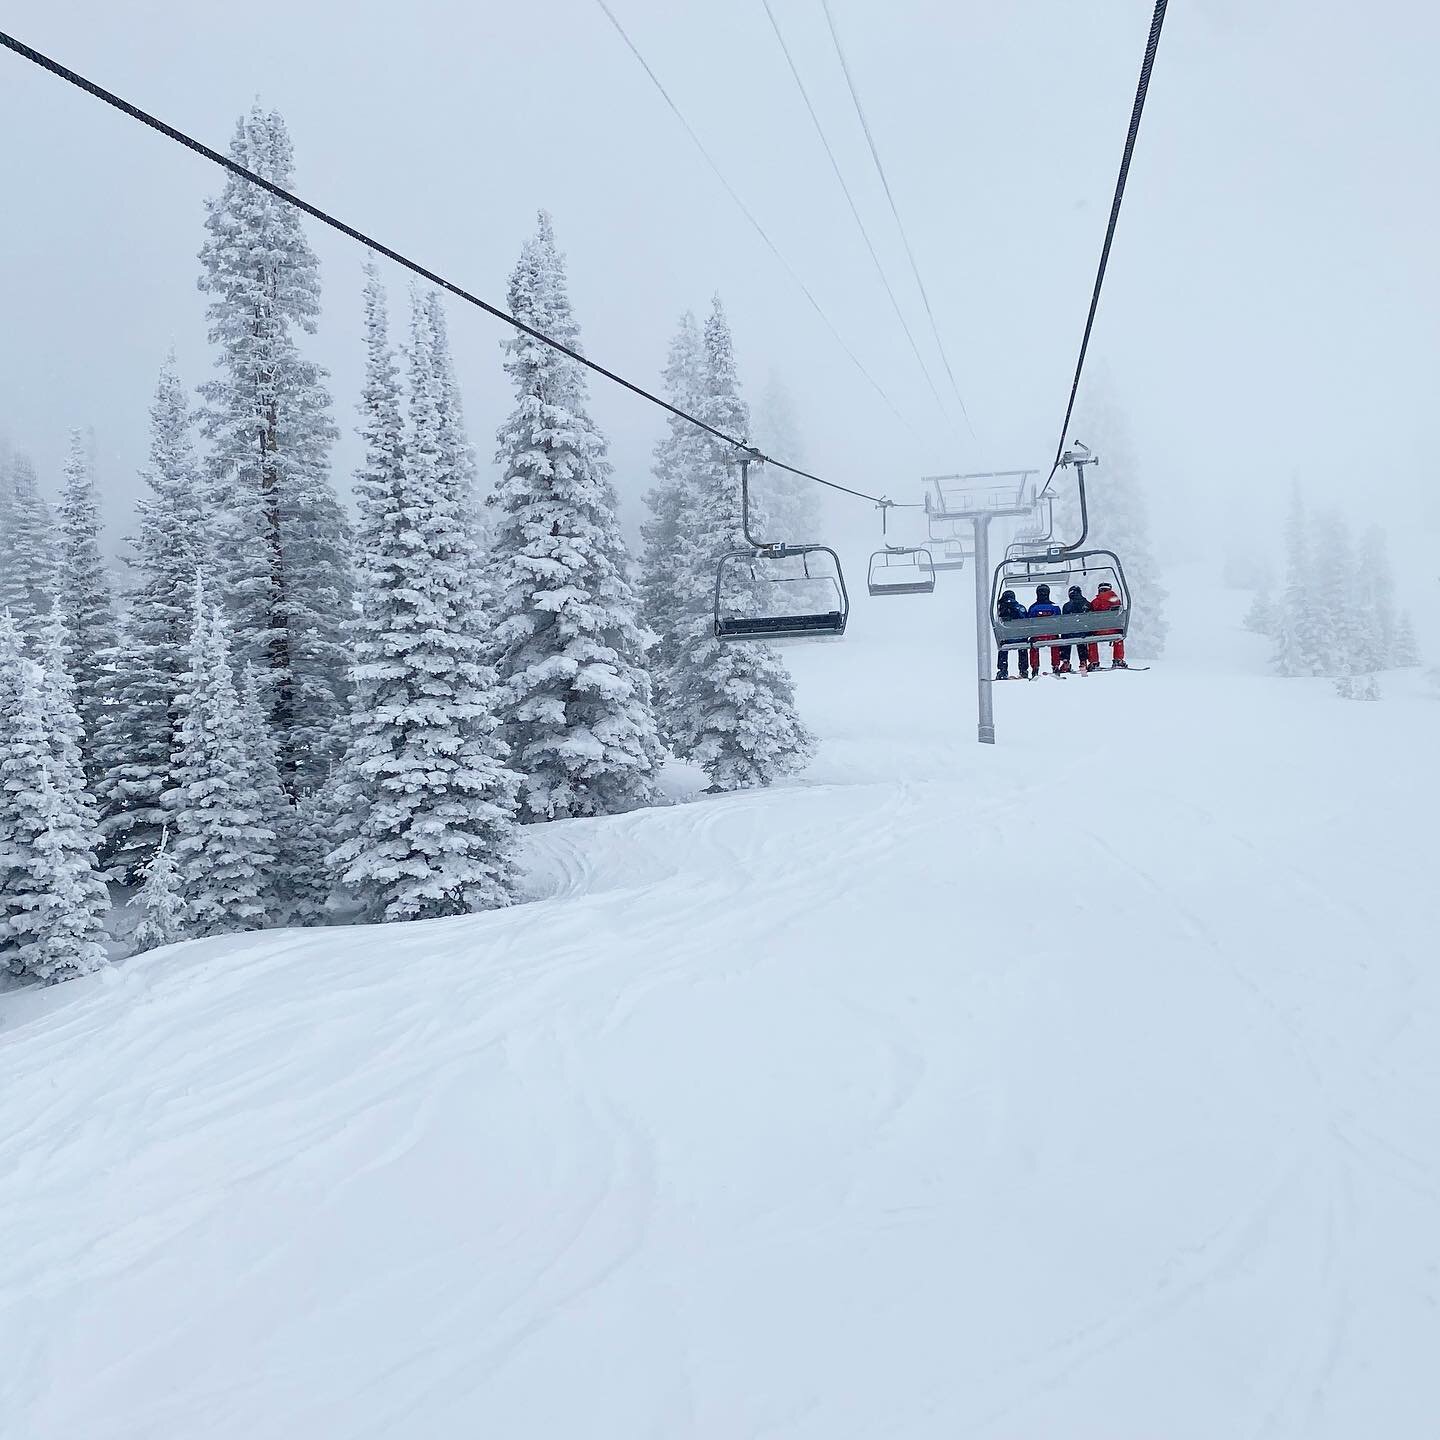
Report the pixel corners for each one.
[0,106,816,984]
[1241,485,1418,688]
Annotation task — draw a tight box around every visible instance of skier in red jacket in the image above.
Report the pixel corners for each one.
[1088,581,1126,668]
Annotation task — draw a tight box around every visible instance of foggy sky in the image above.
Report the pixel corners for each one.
[1,0,1435,584]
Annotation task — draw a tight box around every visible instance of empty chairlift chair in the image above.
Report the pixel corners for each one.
[713,451,850,642]
[867,545,936,597]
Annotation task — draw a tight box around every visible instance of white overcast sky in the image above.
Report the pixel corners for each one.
[1,0,1435,571]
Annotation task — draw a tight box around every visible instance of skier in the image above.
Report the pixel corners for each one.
[1027,583,1063,676]
[1090,580,1126,667]
[1060,585,1092,673]
[995,589,1030,680]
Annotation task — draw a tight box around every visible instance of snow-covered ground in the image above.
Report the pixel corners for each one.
[3,570,1437,1439]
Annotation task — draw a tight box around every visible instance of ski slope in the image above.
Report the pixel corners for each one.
[2,572,1437,1439]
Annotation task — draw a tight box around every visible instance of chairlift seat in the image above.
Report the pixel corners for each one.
[867,546,936,598]
[714,542,850,643]
[717,610,847,641]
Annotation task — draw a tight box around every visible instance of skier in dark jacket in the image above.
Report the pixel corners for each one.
[995,589,1030,679]
[1027,584,1063,675]
[1059,585,1091,673]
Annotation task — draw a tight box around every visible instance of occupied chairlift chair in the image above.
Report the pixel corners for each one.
[714,451,850,642]
[990,446,1132,658]
[867,502,936,597]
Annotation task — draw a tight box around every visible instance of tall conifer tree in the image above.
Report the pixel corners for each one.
[0,454,55,645]
[665,298,815,790]
[197,104,352,791]
[0,613,109,982]
[641,311,704,737]
[171,582,273,937]
[330,279,518,921]
[55,431,118,780]
[95,356,212,879]
[490,213,663,821]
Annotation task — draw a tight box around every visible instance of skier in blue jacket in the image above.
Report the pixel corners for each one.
[1027,584,1063,676]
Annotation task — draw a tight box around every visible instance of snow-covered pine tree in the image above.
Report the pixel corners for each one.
[1272,485,1323,677]
[37,612,104,838]
[0,452,56,644]
[666,297,816,790]
[640,310,704,736]
[1354,524,1397,670]
[1394,611,1420,667]
[131,829,187,953]
[1243,585,1277,637]
[197,104,352,793]
[750,372,819,541]
[94,355,213,880]
[427,293,491,578]
[55,431,119,779]
[1064,394,1169,657]
[171,580,273,936]
[237,663,288,919]
[286,772,343,926]
[1311,508,1357,677]
[490,213,663,821]
[0,613,109,982]
[329,276,518,922]
[0,445,13,614]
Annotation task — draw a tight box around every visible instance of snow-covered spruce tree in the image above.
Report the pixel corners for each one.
[1064,394,1169,657]
[0,452,56,645]
[1311,508,1356,677]
[0,447,13,618]
[94,356,212,880]
[197,104,352,792]
[750,372,819,541]
[666,298,816,790]
[237,662,288,918]
[0,613,109,982]
[1354,524,1397,670]
[131,829,187,953]
[37,612,104,838]
[640,310,704,735]
[490,213,663,821]
[1272,485,1323,677]
[55,431,119,779]
[171,582,273,937]
[1394,611,1420,667]
[427,293,493,588]
[286,771,344,926]
[1243,585,1277,637]
[329,277,518,922]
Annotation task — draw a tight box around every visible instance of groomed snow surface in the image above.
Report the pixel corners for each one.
[3,570,1437,1438]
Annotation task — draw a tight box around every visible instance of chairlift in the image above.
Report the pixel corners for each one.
[867,545,936,597]
[866,501,936,596]
[714,451,850,642]
[928,539,969,572]
[989,446,1133,657]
